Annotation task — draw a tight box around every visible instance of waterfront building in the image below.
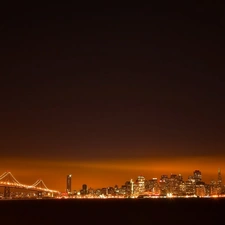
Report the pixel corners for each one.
[95,189,101,196]
[195,181,206,197]
[81,184,88,195]
[108,187,115,195]
[101,188,108,196]
[210,180,217,196]
[169,174,181,195]
[88,187,94,195]
[66,174,72,194]
[124,179,134,195]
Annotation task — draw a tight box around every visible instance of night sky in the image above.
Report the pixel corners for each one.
[1,3,225,191]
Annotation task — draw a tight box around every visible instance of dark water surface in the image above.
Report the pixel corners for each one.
[0,198,224,225]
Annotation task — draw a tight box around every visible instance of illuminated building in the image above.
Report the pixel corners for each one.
[152,178,160,195]
[216,168,222,195]
[169,174,180,195]
[159,180,167,196]
[107,187,115,195]
[101,188,108,196]
[159,175,170,195]
[146,178,160,195]
[124,179,134,195]
[82,184,88,195]
[136,176,145,193]
[195,182,206,197]
[88,188,94,195]
[95,189,101,196]
[160,175,168,182]
[204,184,211,196]
[119,185,127,195]
[193,170,202,183]
[188,175,195,183]
[177,174,183,182]
[218,168,222,186]
[125,181,130,193]
[179,182,186,196]
[132,183,138,195]
[114,185,119,195]
[130,179,134,195]
[170,174,177,180]
[66,174,72,194]
[185,178,195,196]
[210,180,218,196]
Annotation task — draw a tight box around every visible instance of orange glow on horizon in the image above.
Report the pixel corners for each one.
[0,156,224,192]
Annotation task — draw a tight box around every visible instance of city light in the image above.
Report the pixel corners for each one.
[0,169,224,200]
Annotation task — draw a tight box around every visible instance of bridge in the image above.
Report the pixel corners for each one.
[0,171,60,199]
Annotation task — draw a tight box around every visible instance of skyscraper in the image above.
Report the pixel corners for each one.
[136,176,145,193]
[193,170,202,183]
[82,184,88,195]
[218,168,222,186]
[130,179,134,195]
[66,174,72,193]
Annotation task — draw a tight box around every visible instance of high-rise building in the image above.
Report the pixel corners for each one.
[88,188,94,195]
[66,174,72,193]
[160,175,168,182]
[217,168,223,195]
[124,179,134,195]
[218,168,222,186]
[149,178,160,195]
[169,174,180,195]
[130,179,134,195]
[195,181,206,197]
[159,175,170,195]
[193,170,202,183]
[179,182,186,196]
[82,184,88,195]
[185,177,195,196]
[210,180,217,196]
[136,176,145,193]
[107,187,115,195]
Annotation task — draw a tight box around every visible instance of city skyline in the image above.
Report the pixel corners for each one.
[1,156,225,191]
[1,3,224,193]
[0,166,224,199]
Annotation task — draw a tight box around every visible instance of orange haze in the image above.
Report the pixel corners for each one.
[0,156,224,192]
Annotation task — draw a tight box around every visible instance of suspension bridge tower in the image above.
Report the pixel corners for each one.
[0,172,21,199]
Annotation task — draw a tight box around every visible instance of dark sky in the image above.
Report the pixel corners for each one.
[1,2,225,163]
